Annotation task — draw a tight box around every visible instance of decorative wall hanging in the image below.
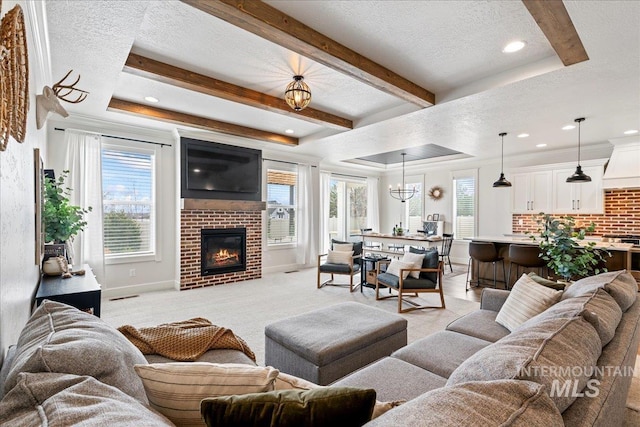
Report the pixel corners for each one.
[428,186,443,201]
[0,4,28,150]
[36,70,89,129]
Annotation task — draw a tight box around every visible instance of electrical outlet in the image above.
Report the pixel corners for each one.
[518,219,524,226]
[129,269,136,277]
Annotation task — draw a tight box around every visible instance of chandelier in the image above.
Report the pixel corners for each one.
[389,153,417,203]
[284,75,311,111]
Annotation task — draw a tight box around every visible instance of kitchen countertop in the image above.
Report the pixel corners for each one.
[469,235,634,252]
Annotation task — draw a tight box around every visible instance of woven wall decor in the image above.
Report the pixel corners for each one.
[0,4,28,150]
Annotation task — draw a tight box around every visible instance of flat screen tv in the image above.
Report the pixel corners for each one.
[181,138,262,201]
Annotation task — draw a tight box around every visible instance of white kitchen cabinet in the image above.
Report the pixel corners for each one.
[552,165,604,214]
[511,171,552,213]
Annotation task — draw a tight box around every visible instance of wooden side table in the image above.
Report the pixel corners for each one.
[36,264,101,317]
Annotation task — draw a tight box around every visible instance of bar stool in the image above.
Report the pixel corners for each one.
[507,244,546,289]
[466,242,506,291]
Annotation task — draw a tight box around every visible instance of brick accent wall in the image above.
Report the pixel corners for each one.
[512,189,640,235]
[180,210,262,290]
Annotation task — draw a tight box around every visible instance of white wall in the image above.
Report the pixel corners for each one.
[0,0,48,361]
[46,118,178,298]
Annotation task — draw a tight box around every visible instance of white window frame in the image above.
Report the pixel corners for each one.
[329,175,368,242]
[265,161,298,249]
[102,140,161,264]
[451,168,478,240]
[403,175,423,234]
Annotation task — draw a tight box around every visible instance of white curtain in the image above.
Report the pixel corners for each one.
[296,164,317,266]
[319,172,331,254]
[63,130,104,282]
[366,177,380,232]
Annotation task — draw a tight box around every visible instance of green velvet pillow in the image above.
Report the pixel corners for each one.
[408,247,439,281]
[528,272,566,291]
[201,387,376,427]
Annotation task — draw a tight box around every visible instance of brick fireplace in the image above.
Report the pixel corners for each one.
[180,199,264,290]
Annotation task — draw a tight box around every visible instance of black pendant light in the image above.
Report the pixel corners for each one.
[493,132,512,187]
[566,117,592,183]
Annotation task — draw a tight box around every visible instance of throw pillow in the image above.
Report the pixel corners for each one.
[4,300,149,404]
[367,380,563,427]
[495,274,563,331]
[200,387,377,427]
[326,249,354,265]
[408,247,439,281]
[528,272,567,291]
[332,239,363,257]
[333,243,354,252]
[386,259,414,280]
[0,372,173,426]
[134,362,279,427]
[562,270,637,311]
[401,252,425,279]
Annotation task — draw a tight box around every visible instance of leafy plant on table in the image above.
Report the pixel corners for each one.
[530,213,610,282]
[44,170,91,243]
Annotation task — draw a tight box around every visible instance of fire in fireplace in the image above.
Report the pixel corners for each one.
[201,228,246,276]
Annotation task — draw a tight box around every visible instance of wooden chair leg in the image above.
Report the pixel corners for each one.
[317,269,321,288]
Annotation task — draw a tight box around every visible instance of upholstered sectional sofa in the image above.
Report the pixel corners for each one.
[336,269,640,426]
[0,270,638,426]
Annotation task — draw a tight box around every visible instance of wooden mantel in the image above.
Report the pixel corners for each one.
[182,198,266,211]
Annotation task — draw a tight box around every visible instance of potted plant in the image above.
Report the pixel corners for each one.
[43,170,91,260]
[530,213,610,282]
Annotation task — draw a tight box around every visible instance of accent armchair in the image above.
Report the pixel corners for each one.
[375,248,445,313]
[317,240,363,292]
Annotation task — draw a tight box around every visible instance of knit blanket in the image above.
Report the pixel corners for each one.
[118,317,256,362]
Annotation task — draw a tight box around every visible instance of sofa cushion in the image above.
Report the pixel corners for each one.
[333,357,447,403]
[365,380,563,427]
[3,300,148,403]
[134,362,279,427]
[562,270,637,311]
[0,372,173,426]
[447,316,602,412]
[518,288,622,346]
[408,247,438,281]
[446,309,511,342]
[391,330,491,378]
[201,387,376,427]
[495,274,563,331]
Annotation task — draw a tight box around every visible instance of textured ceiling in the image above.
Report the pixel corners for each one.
[44,0,640,169]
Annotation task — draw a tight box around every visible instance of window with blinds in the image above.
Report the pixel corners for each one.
[102,147,155,257]
[266,169,297,245]
[453,176,476,239]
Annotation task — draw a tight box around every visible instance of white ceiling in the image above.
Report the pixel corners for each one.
[43,0,640,169]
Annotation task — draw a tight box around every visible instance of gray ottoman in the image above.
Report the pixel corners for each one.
[264,302,407,385]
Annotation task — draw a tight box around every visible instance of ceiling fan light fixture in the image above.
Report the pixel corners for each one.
[566,117,591,183]
[284,75,311,111]
[493,132,512,188]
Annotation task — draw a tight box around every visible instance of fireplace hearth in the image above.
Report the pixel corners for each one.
[201,228,246,276]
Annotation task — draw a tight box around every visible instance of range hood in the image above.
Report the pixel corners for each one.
[602,136,640,189]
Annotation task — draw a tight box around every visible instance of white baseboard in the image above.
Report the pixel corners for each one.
[101,280,176,300]
[263,263,304,274]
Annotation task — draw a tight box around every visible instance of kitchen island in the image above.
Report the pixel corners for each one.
[467,235,632,288]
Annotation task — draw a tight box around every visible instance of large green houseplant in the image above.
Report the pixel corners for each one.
[530,213,610,282]
[43,170,91,244]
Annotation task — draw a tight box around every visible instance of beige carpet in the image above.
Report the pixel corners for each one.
[101,267,479,365]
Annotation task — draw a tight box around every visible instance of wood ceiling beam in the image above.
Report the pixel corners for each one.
[180,0,435,107]
[108,98,298,146]
[124,53,352,130]
[522,0,589,66]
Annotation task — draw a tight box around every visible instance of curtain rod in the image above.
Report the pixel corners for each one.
[263,157,317,168]
[329,172,368,180]
[54,127,172,148]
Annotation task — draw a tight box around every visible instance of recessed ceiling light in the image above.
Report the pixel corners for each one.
[193,168,200,173]
[562,125,576,130]
[285,129,294,134]
[536,144,547,148]
[517,133,529,138]
[144,96,159,103]
[623,129,638,135]
[502,40,526,53]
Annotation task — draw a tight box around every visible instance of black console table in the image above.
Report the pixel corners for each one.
[36,264,101,317]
